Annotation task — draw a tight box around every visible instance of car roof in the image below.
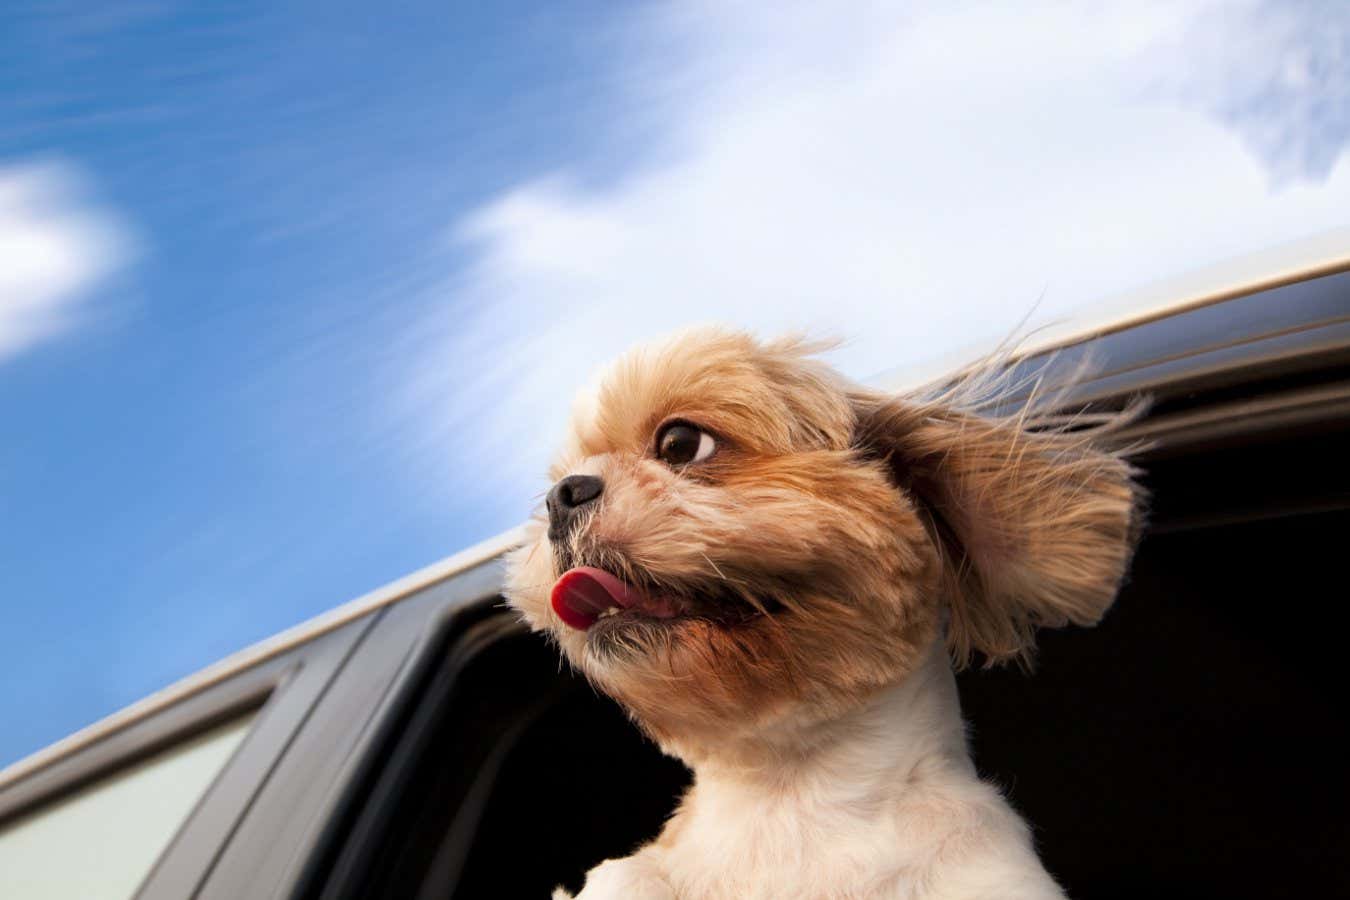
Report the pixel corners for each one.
[870,225,1350,393]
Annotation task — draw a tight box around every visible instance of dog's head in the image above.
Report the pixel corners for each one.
[505,328,1140,758]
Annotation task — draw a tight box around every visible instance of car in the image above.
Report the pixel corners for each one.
[2,246,1348,899]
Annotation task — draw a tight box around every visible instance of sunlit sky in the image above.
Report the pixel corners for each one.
[2,0,1349,766]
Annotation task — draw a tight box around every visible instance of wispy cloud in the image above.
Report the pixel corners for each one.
[0,159,135,362]
[395,0,1350,507]
[1158,0,1350,183]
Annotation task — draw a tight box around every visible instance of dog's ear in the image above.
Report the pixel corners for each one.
[851,388,1142,667]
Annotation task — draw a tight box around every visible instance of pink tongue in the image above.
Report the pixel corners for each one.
[551,567,680,630]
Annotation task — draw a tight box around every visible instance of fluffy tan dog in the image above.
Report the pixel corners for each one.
[506,328,1140,899]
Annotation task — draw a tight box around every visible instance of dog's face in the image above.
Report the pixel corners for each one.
[506,329,1139,758]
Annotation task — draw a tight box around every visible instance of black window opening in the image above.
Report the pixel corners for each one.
[958,421,1350,898]
[303,419,1350,900]
[300,608,689,900]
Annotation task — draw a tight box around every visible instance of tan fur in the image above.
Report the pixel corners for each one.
[850,384,1141,667]
[504,327,1143,897]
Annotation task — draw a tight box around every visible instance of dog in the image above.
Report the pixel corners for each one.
[505,327,1141,899]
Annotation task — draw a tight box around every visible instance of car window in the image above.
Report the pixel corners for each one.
[0,714,254,900]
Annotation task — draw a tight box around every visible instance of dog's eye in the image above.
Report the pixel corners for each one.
[656,423,716,466]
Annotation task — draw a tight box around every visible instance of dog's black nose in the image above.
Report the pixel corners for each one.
[546,474,604,537]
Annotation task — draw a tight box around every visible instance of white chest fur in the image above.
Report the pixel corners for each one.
[568,644,1067,900]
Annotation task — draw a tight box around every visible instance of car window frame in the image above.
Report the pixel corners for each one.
[192,559,504,900]
[0,614,377,900]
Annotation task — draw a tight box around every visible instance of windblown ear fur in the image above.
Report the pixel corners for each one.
[852,379,1145,668]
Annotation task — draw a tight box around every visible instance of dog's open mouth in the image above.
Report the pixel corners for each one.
[551,566,679,630]
[550,565,774,632]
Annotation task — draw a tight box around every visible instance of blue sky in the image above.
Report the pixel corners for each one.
[2,0,1349,767]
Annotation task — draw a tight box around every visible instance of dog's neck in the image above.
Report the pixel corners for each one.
[628,640,1063,899]
[676,639,973,804]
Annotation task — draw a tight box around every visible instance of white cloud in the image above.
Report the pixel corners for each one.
[1156,0,1350,183]
[399,0,1350,504]
[0,160,134,362]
